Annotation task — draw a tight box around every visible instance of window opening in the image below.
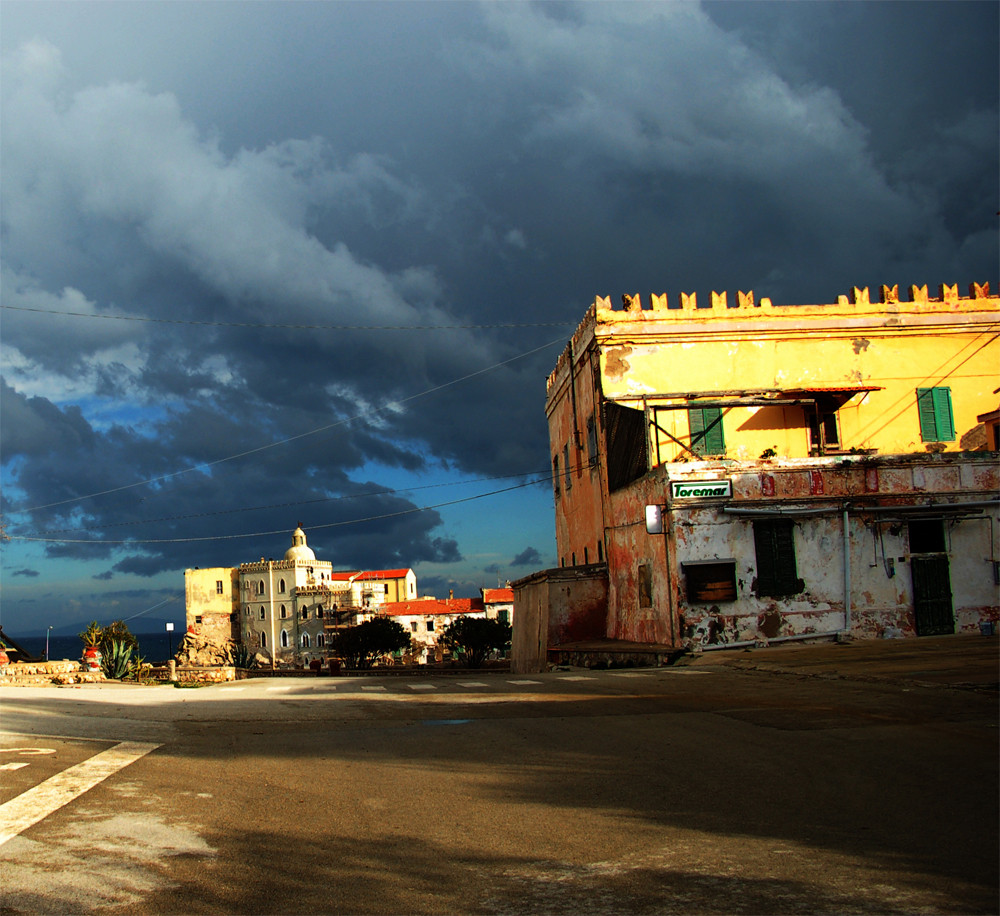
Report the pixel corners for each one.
[752,519,803,597]
[909,520,946,554]
[280,630,288,648]
[682,560,737,603]
[638,563,653,608]
[216,580,224,595]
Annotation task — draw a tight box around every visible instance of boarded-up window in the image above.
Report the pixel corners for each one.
[916,387,955,442]
[604,401,648,490]
[638,563,653,608]
[689,406,725,456]
[682,560,737,603]
[752,520,803,597]
[586,415,598,467]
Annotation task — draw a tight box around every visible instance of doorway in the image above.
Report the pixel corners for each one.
[908,520,954,636]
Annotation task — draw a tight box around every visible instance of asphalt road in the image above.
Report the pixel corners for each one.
[1,640,997,915]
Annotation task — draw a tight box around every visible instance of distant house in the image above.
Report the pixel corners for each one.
[377,597,487,663]
[481,587,514,626]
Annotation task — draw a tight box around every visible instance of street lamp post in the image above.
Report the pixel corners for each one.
[166,622,174,659]
[45,625,53,661]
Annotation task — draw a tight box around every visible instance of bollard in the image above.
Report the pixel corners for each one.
[168,659,177,682]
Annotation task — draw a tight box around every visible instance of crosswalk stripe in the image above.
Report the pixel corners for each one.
[0,741,160,847]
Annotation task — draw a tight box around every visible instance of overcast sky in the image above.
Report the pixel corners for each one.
[1,1,997,636]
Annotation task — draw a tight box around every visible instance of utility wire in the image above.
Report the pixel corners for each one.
[32,469,554,535]
[0,303,575,331]
[9,478,550,545]
[8,335,567,516]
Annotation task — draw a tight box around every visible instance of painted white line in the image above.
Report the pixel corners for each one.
[458,682,488,688]
[407,684,437,691]
[608,672,651,678]
[0,740,160,847]
[558,676,595,681]
[508,680,542,686]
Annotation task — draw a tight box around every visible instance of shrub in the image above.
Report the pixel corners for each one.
[330,618,411,669]
[440,617,512,667]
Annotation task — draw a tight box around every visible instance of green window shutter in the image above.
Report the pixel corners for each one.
[689,406,725,455]
[916,387,955,442]
[932,387,954,441]
[752,519,802,597]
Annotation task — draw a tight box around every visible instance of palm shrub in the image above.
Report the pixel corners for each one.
[101,639,134,679]
[229,643,259,670]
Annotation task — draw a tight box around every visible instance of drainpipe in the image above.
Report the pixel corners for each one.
[842,507,851,635]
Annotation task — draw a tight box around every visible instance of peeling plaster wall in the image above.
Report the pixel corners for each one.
[184,567,239,644]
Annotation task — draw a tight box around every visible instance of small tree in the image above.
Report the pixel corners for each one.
[100,620,140,655]
[440,616,511,668]
[330,617,411,669]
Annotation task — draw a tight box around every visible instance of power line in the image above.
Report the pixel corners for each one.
[0,303,576,331]
[30,469,553,535]
[8,335,567,517]
[8,477,550,545]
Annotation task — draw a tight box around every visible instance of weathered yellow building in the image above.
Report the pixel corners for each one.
[513,283,999,671]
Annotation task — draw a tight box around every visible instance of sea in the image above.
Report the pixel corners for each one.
[15,633,178,665]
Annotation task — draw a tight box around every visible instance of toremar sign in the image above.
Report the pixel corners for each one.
[671,480,732,499]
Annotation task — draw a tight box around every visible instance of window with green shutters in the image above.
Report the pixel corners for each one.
[752,519,804,597]
[688,406,725,456]
[916,387,955,442]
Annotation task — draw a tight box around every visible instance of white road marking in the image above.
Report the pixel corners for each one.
[458,682,488,688]
[508,679,542,685]
[0,740,160,847]
[558,676,595,681]
[407,684,437,691]
[608,672,651,678]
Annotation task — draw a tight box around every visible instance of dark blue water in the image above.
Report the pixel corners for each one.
[15,633,178,665]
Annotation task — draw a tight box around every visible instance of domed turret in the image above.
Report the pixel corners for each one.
[284,526,316,563]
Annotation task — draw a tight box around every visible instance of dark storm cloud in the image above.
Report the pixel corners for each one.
[1,2,996,626]
[512,547,542,568]
[11,568,40,578]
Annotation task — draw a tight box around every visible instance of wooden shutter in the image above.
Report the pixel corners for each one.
[604,401,649,490]
[689,406,725,455]
[752,519,802,597]
[917,387,955,442]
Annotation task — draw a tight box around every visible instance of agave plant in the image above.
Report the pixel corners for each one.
[228,643,258,670]
[100,638,134,679]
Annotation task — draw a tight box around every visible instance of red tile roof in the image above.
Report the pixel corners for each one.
[378,598,485,617]
[482,588,514,604]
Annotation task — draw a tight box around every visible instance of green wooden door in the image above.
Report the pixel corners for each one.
[911,556,954,636]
